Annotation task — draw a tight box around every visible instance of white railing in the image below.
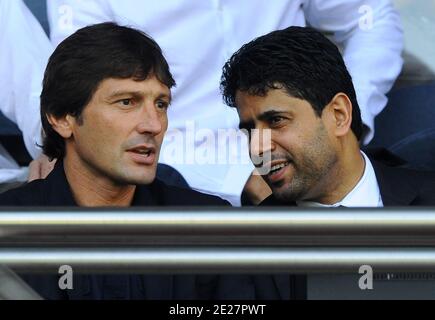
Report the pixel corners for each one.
[0,208,434,273]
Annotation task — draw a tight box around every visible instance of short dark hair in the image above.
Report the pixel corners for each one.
[41,22,175,159]
[220,26,363,140]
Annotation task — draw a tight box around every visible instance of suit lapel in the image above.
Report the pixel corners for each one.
[371,160,419,206]
[44,161,77,206]
[132,183,174,299]
[132,184,155,205]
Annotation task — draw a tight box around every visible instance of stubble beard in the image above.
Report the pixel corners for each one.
[273,124,338,203]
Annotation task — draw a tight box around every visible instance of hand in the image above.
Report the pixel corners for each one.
[28,154,57,182]
[241,169,272,205]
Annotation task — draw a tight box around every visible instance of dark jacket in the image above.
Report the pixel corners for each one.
[261,152,435,207]
[259,151,435,299]
[0,161,227,207]
[0,162,239,300]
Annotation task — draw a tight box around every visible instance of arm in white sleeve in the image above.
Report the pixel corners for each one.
[303,0,404,144]
[47,0,113,46]
[0,0,52,159]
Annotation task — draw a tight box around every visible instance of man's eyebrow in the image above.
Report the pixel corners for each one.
[238,109,288,130]
[156,92,172,104]
[106,91,172,103]
[257,109,287,121]
[106,90,144,100]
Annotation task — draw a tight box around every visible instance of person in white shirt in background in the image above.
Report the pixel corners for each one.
[0,0,52,192]
[30,0,402,205]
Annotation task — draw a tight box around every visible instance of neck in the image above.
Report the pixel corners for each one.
[63,153,136,207]
[315,138,365,205]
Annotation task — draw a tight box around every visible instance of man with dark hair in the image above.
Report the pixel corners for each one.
[221,26,435,299]
[221,26,435,208]
[0,22,234,300]
[1,22,216,207]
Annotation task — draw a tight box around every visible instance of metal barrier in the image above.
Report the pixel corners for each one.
[0,208,434,273]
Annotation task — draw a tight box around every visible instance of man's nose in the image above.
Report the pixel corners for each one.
[250,128,273,159]
[136,104,163,135]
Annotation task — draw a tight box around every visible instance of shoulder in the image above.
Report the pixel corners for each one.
[371,160,435,205]
[366,148,435,187]
[150,179,231,206]
[0,179,46,206]
[389,166,435,190]
[373,159,435,185]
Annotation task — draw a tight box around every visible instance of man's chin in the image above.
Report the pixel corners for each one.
[129,174,156,185]
[267,178,288,193]
[270,183,302,203]
[115,169,157,186]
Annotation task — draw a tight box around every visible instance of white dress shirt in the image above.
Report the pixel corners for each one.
[297,151,383,207]
[46,0,403,204]
[0,0,52,183]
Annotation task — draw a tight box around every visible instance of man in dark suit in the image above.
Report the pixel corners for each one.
[0,22,240,300]
[220,26,435,299]
[220,26,435,209]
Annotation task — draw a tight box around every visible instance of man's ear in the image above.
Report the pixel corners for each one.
[323,93,353,138]
[46,114,75,139]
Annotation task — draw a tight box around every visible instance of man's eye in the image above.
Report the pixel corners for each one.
[270,116,283,124]
[156,100,169,110]
[118,99,132,107]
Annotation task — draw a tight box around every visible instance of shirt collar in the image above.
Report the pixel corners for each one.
[296,151,383,208]
[45,160,154,206]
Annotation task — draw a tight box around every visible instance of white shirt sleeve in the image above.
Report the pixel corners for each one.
[0,0,52,159]
[48,0,113,47]
[303,0,404,144]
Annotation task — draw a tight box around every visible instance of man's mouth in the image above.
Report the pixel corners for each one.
[266,161,291,182]
[129,148,153,157]
[269,161,290,173]
[126,145,156,164]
